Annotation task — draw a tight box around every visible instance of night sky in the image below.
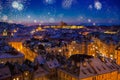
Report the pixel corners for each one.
[0,0,120,25]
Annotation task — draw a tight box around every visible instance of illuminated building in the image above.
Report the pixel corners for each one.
[58,54,119,80]
[1,37,120,80]
[115,44,120,65]
[0,40,24,64]
[33,67,49,80]
[2,28,14,37]
[91,32,119,59]
[3,29,8,36]
[9,41,37,62]
[104,31,118,34]
[0,52,24,64]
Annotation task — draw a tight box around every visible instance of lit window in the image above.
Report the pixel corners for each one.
[17,78,19,80]
[25,72,28,76]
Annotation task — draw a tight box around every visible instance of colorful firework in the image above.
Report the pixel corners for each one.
[62,0,74,9]
[94,1,102,10]
[44,0,56,5]
[12,1,24,11]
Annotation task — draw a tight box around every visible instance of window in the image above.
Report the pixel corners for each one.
[25,72,28,76]
[13,78,19,80]
[16,78,19,80]
[96,66,101,71]
[102,65,106,70]
[83,62,87,67]
[87,68,92,73]
[92,77,96,80]
[82,70,87,75]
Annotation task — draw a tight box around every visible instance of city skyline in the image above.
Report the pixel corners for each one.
[0,0,120,25]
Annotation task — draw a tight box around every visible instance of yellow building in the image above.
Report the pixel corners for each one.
[115,44,120,65]
[92,37,117,58]
[64,41,93,57]
[45,40,94,58]
[0,41,24,64]
[9,41,37,62]
[57,54,120,80]
[118,71,120,80]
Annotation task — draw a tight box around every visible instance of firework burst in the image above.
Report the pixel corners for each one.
[62,0,74,9]
[94,1,102,10]
[44,0,56,5]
